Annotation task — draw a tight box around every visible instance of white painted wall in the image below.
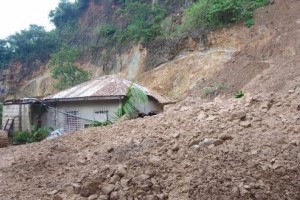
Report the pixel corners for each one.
[45,98,163,132]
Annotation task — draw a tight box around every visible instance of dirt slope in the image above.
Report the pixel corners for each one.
[194,0,300,97]
[0,91,299,200]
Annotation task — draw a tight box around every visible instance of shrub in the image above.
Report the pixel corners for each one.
[13,126,49,144]
[117,2,166,43]
[234,90,245,98]
[181,0,269,31]
[91,120,112,127]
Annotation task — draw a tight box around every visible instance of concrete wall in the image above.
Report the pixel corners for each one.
[2,104,31,132]
[45,98,163,133]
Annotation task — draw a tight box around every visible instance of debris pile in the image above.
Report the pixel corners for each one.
[0,91,299,200]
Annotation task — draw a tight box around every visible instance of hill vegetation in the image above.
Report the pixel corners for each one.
[0,0,269,91]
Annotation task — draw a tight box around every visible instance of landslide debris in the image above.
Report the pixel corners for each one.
[0,91,299,200]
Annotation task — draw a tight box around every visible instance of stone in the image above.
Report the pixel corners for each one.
[110,175,121,184]
[132,174,150,183]
[80,182,99,197]
[47,190,59,195]
[115,165,127,177]
[77,159,86,165]
[172,143,179,151]
[240,121,251,128]
[219,134,233,141]
[199,138,223,146]
[88,194,98,200]
[52,195,63,200]
[107,147,114,153]
[110,191,119,200]
[98,195,109,200]
[101,184,115,195]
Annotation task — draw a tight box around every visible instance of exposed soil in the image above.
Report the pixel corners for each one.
[0,1,300,200]
[193,0,300,97]
[0,91,299,200]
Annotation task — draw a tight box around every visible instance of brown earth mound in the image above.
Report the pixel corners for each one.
[0,91,299,200]
[192,0,300,98]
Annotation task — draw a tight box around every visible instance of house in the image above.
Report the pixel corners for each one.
[2,75,172,134]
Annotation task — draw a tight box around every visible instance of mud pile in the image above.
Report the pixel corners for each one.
[0,90,299,200]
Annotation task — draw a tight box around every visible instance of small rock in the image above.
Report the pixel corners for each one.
[120,178,130,187]
[149,155,162,166]
[189,139,200,147]
[101,184,115,195]
[77,159,86,165]
[240,121,251,128]
[88,194,98,200]
[52,195,63,200]
[80,182,99,197]
[115,165,127,177]
[199,138,223,146]
[171,132,180,139]
[110,175,121,184]
[98,195,109,200]
[172,143,179,151]
[133,174,150,183]
[47,190,59,195]
[197,113,207,120]
[110,191,119,200]
[288,89,295,94]
[107,147,114,153]
[219,134,233,141]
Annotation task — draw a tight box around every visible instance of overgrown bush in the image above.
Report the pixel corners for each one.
[117,2,166,43]
[13,126,49,144]
[181,0,269,31]
[91,120,112,127]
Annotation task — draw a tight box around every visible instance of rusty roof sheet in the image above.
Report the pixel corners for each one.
[44,75,171,104]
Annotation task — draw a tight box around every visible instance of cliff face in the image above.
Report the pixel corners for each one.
[2,0,299,102]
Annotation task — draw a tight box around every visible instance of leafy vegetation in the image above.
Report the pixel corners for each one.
[48,47,90,90]
[91,120,112,127]
[114,83,148,121]
[234,90,245,98]
[117,2,166,43]
[181,0,269,31]
[13,126,49,144]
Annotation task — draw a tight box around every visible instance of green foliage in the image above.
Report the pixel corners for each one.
[117,2,166,43]
[49,0,88,29]
[49,47,90,90]
[91,120,112,127]
[0,40,12,68]
[114,83,148,121]
[97,24,117,38]
[181,0,269,31]
[13,126,49,144]
[234,90,245,98]
[6,25,60,62]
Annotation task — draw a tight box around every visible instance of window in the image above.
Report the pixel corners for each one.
[63,110,81,132]
[93,108,108,122]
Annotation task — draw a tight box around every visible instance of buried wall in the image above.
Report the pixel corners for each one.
[2,104,31,133]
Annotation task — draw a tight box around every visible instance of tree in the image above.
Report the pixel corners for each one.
[49,47,90,90]
[7,25,59,62]
[0,40,12,68]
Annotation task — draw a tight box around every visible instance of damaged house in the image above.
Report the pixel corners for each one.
[1,75,171,134]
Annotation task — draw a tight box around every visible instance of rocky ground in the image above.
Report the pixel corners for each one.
[0,90,299,200]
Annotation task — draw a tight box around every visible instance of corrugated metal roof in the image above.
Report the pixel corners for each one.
[44,75,171,104]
